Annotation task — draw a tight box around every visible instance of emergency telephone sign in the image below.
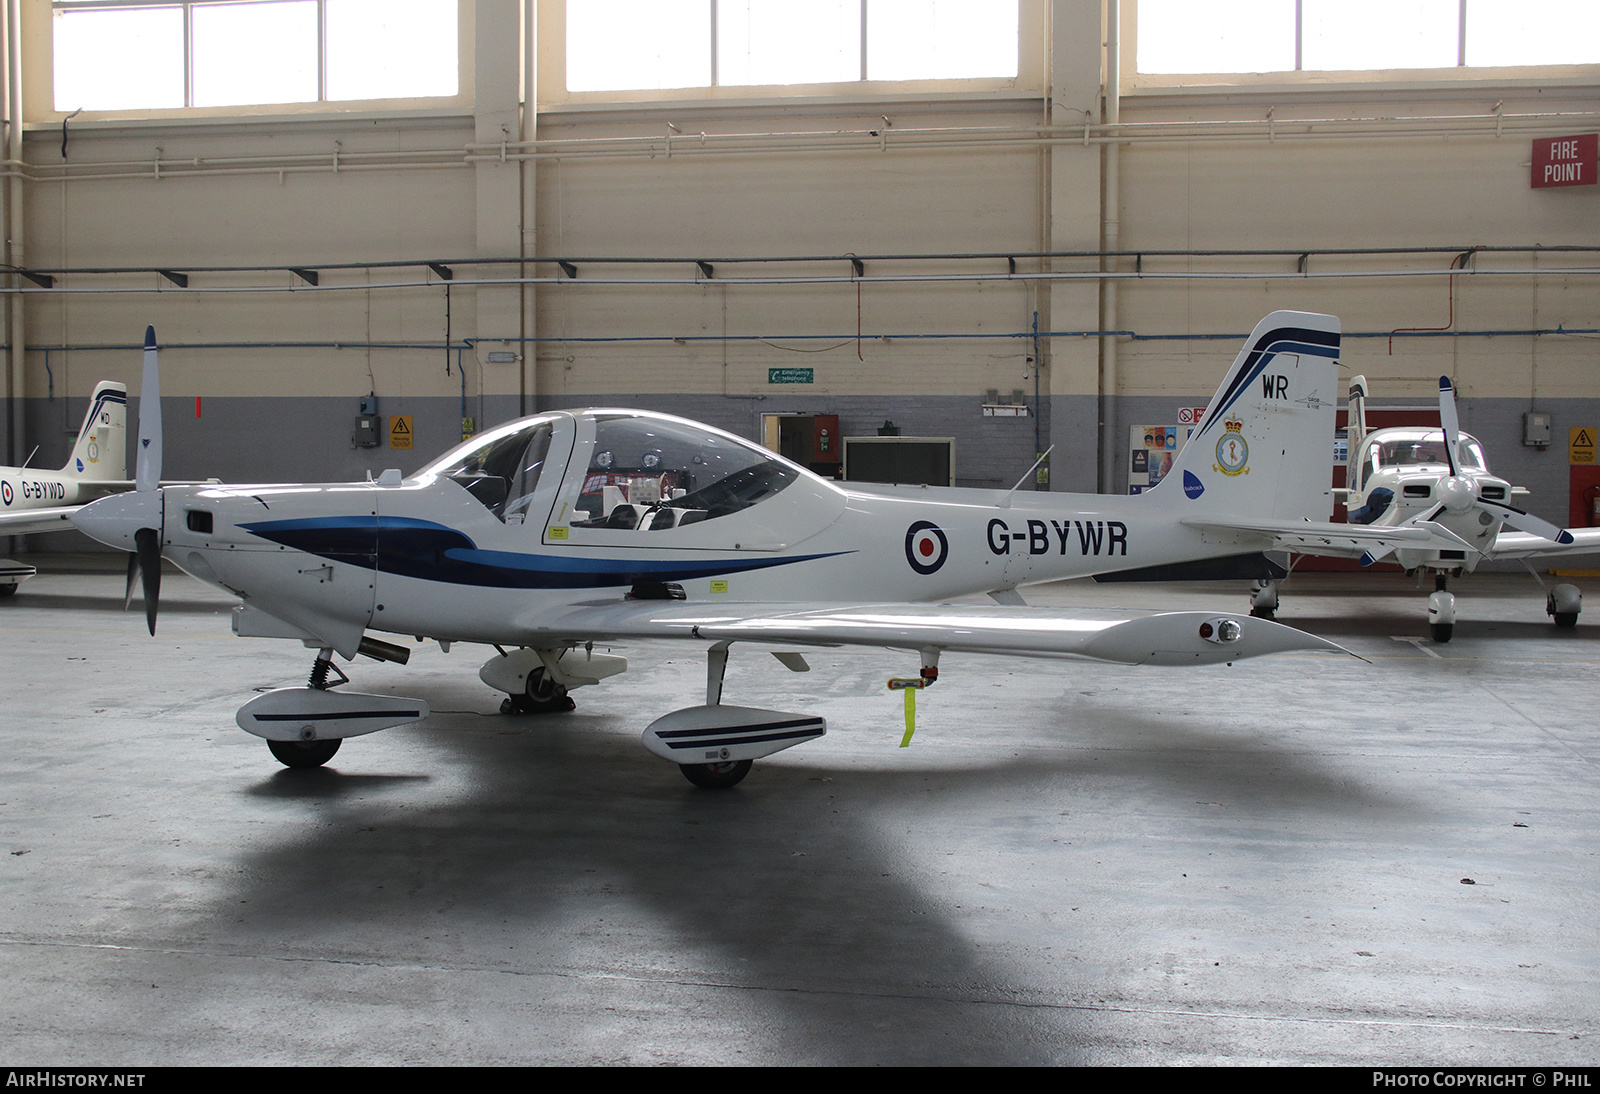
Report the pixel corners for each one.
[1532,134,1597,189]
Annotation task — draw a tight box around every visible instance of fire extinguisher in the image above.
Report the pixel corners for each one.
[1584,485,1600,527]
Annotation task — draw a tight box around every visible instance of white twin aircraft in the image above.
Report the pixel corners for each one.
[71,314,1383,788]
[0,380,128,595]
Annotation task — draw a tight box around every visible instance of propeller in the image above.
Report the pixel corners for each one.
[76,327,165,634]
[1436,376,1573,545]
[126,326,164,633]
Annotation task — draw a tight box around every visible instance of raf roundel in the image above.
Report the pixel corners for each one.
[1,480,10,506]
[904,520,949,575]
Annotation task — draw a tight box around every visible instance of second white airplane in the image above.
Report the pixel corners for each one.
[0,380,127,595]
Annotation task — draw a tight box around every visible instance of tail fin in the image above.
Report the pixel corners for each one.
[61,381,128,481]
[1150,311,1339,520]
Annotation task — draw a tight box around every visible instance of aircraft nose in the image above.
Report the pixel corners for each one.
[71,489,162,551]
[1438,475,1478,513]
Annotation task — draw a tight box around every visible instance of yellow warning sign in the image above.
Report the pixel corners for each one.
[390,415,413,450]
[1570,426,1595,465]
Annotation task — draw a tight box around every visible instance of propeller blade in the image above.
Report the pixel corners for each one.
[1359,545,1395,567]
[134,526,162,635]
[124,551,140,612]
[1437,375,1460,477]
[136,326,162,493]
[1478,497,1575,545]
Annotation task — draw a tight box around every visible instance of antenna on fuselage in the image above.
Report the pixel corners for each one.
[1000,445,1054,508]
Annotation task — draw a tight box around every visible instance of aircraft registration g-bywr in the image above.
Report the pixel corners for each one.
[1243,371,1599,642]
[0,380,128,596]
[74,315,1360,789]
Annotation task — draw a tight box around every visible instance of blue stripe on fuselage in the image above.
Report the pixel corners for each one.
[239,515,849,589]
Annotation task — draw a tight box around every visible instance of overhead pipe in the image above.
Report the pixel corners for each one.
[2,265,1598,297]
[0,105,1594,188]
[29,325,1597,358]
[16,243,1597,282]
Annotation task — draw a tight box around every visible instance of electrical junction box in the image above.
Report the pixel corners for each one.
[1525,411,1552,447]
[353,395,381,449]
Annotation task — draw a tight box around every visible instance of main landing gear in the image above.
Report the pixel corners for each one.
[679,758,754,790]
[639,641,827,790]
[1249,579,1279,621]
[677,642,752,791]
[1547,582,1582,629]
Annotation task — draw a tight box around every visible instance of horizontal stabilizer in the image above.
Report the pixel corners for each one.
[0,507,79,535]
[1180,516,1475,558]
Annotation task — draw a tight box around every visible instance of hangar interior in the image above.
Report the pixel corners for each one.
[2,0,1599,1067]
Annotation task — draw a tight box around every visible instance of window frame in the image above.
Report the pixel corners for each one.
[40,0,470,122]
[542,0,1043,109]
[1124,0,1600,93]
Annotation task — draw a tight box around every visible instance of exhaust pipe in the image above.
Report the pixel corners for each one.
[357,635,411,665]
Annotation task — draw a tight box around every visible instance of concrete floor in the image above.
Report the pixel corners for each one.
[1,557,1597,1065]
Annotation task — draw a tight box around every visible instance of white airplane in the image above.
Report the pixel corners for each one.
[72,315,1367,789]
[1245,373,1599,641]
[0,379,128,596]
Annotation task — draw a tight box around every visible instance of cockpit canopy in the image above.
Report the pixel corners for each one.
[1357,429,1488,489]
[567,412,800,531]
[419,409,805,533]
[422,414,559,523]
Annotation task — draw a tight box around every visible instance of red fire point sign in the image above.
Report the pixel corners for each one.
[1532,134,1598,189]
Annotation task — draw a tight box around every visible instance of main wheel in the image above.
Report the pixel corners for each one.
[499,666,575,715]
[1430,622,1454,643]
[680,759,753,790]
[1249,606,1276,621]
[0,584,17,598]
[1553,612,1578,628]
[267,737,341,769]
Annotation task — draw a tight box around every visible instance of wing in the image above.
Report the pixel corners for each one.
[509,599,1349,667]
[1488,527,1600,560]
[1180,516,1475,559]
[0,506,80,535]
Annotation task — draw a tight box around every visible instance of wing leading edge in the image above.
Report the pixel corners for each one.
[511,600,1351,667]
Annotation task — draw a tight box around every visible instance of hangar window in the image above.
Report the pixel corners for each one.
[565,0,1018,93]
[52,0,459,113]
[1136,0,1600,75]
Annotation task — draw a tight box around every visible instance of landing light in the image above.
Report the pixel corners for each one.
[1200,618,1243,643]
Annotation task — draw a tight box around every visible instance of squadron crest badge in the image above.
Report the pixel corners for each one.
[1213,417,1250,476]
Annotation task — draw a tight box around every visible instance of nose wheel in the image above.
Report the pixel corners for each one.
[500,666,575,715]
[267,738,342,769]
[1428,574,1456,642]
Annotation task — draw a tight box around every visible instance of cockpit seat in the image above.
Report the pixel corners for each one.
[605,503,642,529]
